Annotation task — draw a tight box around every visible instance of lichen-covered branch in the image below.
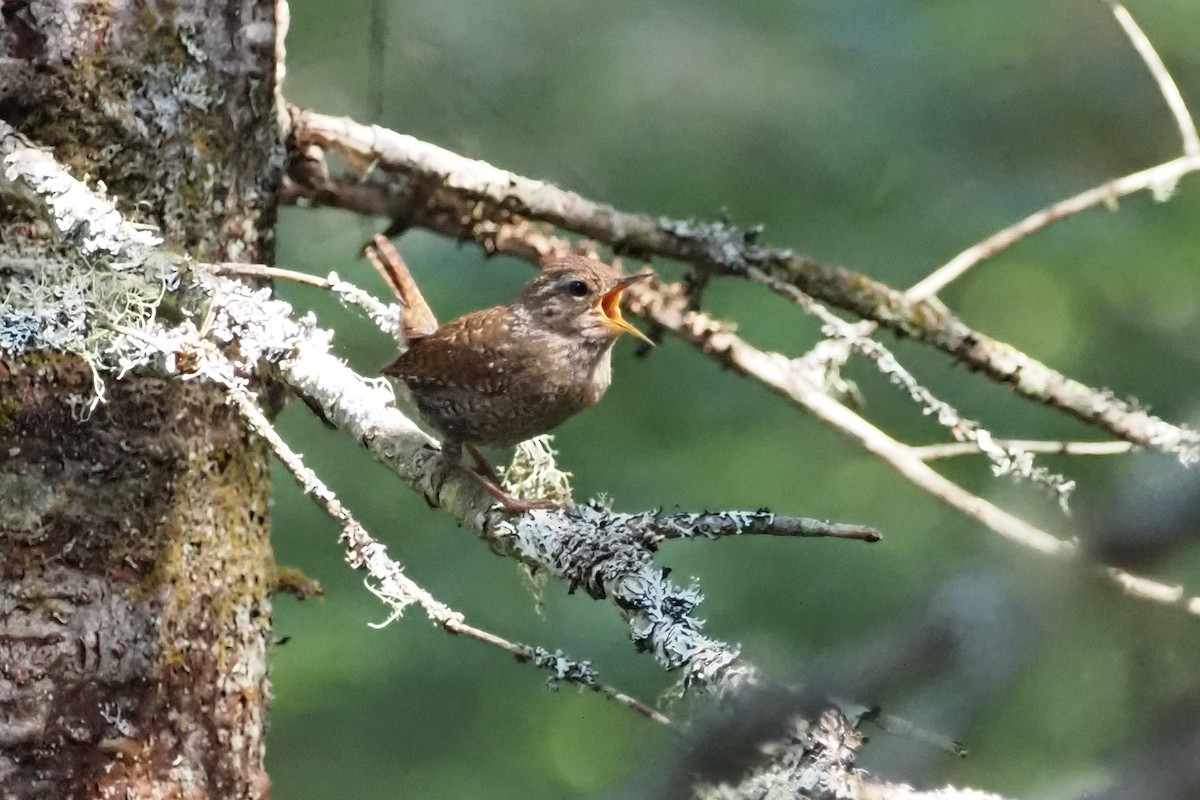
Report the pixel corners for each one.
[285,108,1198,462]
[0,122,163,261]
[636,511,881,545]
[0,120,179,392]
[202,272,767,692]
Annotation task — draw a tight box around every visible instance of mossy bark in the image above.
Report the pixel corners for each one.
[0,1,282,797]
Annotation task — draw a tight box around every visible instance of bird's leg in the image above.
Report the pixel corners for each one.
[466,444,501,484]
[442,441,556,514]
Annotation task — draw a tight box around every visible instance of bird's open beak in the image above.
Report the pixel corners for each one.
[597,274,654,345]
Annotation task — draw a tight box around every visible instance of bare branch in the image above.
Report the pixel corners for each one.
[901,1,1200,299]
[1105,0,1200,157]
[908,154,1200,299]
[285,110,1199,462]
[208,262,340,290]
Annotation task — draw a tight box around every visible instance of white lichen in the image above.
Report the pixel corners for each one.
[0,126,182,410]
[500,435,575,507]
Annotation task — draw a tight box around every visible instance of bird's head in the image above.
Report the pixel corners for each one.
[517,256,653,346]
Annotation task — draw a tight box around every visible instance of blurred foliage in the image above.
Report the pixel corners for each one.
[267,1,1200,797]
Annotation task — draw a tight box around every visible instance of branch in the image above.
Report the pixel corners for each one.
[1105,0,1200,157]
[911,439,1134,461]
[0,119,178,398]
[0,121,163,262]
[879,3,1200,300]
[636,511,881,545]
[286,108,1198,462]
[908,154,1200,299]
[742,266,1076,507]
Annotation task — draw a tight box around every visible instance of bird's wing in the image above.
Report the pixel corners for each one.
[381,306,522,395]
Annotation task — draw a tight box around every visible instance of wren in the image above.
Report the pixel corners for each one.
[379,253,652,512]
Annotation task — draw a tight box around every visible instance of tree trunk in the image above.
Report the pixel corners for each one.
[0,1,282,797]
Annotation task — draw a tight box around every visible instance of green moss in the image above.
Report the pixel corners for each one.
[0,395,21,430]
[149,432,274,673]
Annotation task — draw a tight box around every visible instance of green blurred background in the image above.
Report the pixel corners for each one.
[267,1,1200,797]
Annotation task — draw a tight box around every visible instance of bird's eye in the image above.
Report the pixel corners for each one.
[564,279,589,297]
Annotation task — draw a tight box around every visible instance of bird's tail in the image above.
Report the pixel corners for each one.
[365,234,439,341]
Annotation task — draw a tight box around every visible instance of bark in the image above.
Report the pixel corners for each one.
[0,1,282,798]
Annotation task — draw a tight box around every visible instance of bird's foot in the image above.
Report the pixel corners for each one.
[437,443,558,515]
[460,444,557,514]
[462,467,558,515]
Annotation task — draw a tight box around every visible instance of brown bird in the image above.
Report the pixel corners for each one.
[373,243,651,512]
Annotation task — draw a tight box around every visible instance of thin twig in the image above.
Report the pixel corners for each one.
[908,154,1200,299]
[908,1,1200,299]
[912,439,1135,461]
[204,261,401,340]
[1105,0,1200,157]
[209,261,335,289]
